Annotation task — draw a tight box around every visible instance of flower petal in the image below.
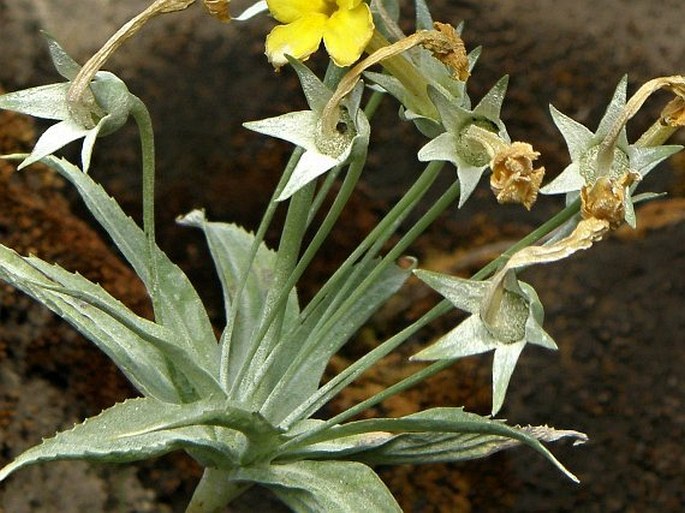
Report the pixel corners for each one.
[322,3,374,67]
[267,0,330,23]
[335,0,362,9]
[265,14,327,68]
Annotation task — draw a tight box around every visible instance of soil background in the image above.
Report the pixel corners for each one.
[0,1,684,512]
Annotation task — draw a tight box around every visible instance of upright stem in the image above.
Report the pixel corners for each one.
[186,468,249,513]
[232,181,316,401]
[220,147,303,389]
[67,0,195,126]
[279,195,585,445]
[130,95,159,306]
[301,160,444,321]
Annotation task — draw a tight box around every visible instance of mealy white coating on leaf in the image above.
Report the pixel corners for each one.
[411,270,557,415]
[244,111,320,151]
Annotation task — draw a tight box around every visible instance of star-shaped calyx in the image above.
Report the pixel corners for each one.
[0,34,134,172]
[243,56,370,201]
[417,77,510,207]
[541,76,682,227]
[412,269,557,416]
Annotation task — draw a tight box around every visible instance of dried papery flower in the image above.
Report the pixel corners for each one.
[420,22,470,82]
[490,142,545,210]
[580,172,640,229]
[203,0,230,22]
[661,97,685,127]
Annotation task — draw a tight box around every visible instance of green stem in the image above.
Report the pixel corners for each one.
[473,197,581,280]
[277,182,460,425]
[186,468,249,513]
[246,155,367,394]
[220,147,303,389]
[280,299,451,428]
[263,168,455,420]
[300,160,444,321]
[363,89,386,119]
[278,195,584,447]
[232,181,316,402]
[130,95,159,306]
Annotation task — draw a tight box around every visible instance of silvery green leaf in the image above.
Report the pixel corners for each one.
[23,255,223,399]
[43,31,81,80]
[0,396,281,482]
[244,110,319,150]
[415,0,434,30]
[630,144,683,177]
[259,258,415,423]
[285,408,583,482]
[370,0,402,40]
[19,118,92,170]
[233,460,402,513]
[24,156,220,374]
[426,86,467,133]
[472,75,509,121]
[278,150,344,201]
[414,269,489,311]
[0,83,71,120]
[400,105,443,138]
[178,211,300,392]
[0,243,179,402]
[417,131,457,163]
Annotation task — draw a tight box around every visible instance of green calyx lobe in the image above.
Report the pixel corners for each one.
[580,144,630,184]
[482,289,528,343]
[457,117,498,167]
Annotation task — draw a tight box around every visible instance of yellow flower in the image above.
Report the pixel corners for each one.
[265,0,374,69]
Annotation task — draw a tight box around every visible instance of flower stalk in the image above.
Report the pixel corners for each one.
[67,0,195,127]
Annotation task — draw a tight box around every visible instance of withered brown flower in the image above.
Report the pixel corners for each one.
[490,142,545,210]
[421,22,470,82]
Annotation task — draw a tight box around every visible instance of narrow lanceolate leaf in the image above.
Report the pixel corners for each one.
[178,211,299,390]
[11,155,219,375]
[26,256,223,398]
[258,259,415,424]
[284,408,585,483]
[0,243,178,402]
[232,460,402,513]
[0,396,282,482]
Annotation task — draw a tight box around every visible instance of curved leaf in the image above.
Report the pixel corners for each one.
[178,211,299,391]
[283,408,585,482]
[0,243,178,401]
[0,396,281,482]
[232,460,401,513]
[17,155,220,375]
